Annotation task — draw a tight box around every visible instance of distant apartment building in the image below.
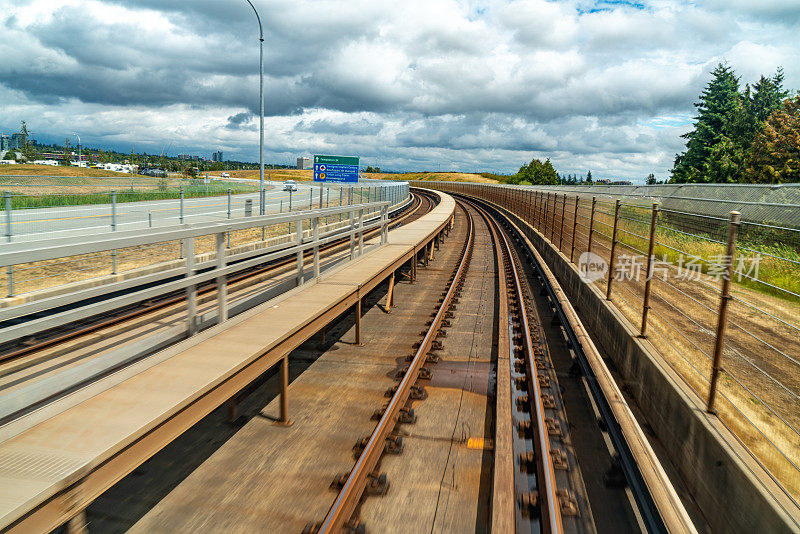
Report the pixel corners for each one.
[297,157,311,170]
[177,154,199,160]
[10,134,26,150]
[212,150,223,162]
[0,135,8,152]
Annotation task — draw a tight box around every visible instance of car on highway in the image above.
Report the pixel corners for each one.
[220,172,230,178]
[283,180,298,191]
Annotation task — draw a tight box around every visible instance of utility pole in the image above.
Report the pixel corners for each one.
[73,133,81,167]
[244,0,265,215]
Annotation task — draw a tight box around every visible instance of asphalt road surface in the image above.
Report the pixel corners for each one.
[5,183,356,242]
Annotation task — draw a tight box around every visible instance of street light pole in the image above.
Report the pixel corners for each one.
[244,0,265,215]
[73,133,81,167]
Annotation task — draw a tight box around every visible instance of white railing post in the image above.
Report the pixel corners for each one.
[185,236,197,335]
[381,205,388,245]
[216,232,228,323]
[313,216,320,279]
[358,208,364,256]
[349,208,356,260]
[296,219,305,286]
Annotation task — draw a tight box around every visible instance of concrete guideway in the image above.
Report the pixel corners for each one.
[0,193,454,533]
[125,196,484,533]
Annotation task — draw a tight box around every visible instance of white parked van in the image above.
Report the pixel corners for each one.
[283,180,298,191]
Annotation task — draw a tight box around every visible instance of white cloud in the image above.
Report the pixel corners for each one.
[0,0,797,181]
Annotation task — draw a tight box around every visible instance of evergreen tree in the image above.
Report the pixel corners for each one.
[744,95,800,183]
[585,170,593,184]
[749,68,789,123]
[672,63,742,183]
[646,173,656,185]
[514,157,559,185]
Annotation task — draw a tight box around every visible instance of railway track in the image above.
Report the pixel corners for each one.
[304,195,693,533]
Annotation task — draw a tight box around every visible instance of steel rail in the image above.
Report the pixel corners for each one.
[468,199,563,534]
[479,199,696,534]
[317,200,474,533]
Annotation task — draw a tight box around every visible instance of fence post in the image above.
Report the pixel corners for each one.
[570,196,580,262]
[540,192,546,234]
[559,194,566,250]
[4,192,11,243]
[707,211,741,414]
[180,189,184,223]
[216,232,228,323]
[319,186,323,209]
[185,236,197,335]
[605,199,621,300]
[296,219,304,286]
[640,202,659,337]
[289,190,293,211]
[587,197,596,254]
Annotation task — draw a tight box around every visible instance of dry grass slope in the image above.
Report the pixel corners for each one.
[0,164,134,177]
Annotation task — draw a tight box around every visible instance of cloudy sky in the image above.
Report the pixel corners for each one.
[1,0,798,180]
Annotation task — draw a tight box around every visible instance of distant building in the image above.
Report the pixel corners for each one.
[10,134,26,150]
[0,135,9,152]
[212,150,223,162]
[297,157,311,170]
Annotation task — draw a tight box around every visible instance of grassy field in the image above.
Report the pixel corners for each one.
[224,169,498,183]
[370,171,498,183]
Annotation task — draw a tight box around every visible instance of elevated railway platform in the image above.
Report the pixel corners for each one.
[0,193,453,533]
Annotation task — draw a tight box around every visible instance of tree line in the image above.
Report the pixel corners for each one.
[672,63,799,183]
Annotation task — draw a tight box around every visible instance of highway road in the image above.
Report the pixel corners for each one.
[4,182,358,242]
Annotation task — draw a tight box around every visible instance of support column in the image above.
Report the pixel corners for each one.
[66,511,87,534]
[354,297,363,346]
[275,356,294,426]
[384,271,395,313]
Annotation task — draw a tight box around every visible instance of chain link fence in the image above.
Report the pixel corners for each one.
[415,181,800,503]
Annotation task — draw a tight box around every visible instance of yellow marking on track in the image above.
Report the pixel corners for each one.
[466,437,493,450]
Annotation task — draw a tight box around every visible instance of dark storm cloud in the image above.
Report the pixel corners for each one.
[1,0,797,179]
